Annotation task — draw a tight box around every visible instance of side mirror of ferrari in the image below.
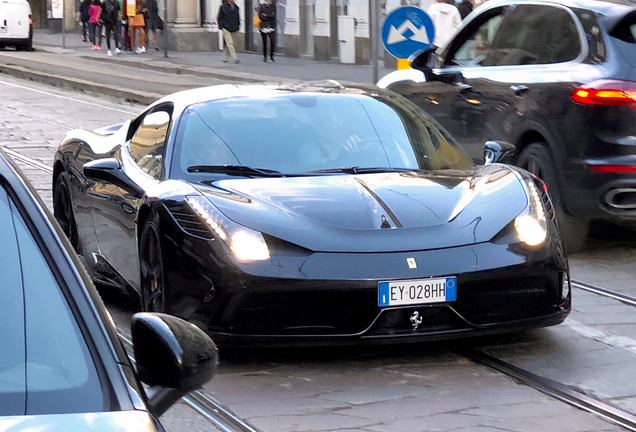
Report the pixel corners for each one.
[131,313,219,418]
[83,158,144,198]
[484,141,516,165]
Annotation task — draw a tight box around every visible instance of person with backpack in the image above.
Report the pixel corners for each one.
[101,0,121,56]
[218,0,241,64]
[258,0,276,62]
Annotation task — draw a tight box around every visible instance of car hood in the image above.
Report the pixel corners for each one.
[0,411,157,432]
[197,164,528,252]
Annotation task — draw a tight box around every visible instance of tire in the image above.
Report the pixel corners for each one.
[139,214,172,313]
[517,142,589,253]
[53,172,81,254]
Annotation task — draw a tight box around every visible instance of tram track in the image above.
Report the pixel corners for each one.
[4,83,636,431]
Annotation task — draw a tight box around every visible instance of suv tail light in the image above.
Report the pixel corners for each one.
[572,79,636,108]
[28,14,32,29]
[588,165,636,173]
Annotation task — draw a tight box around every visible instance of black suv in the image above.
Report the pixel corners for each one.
[381,0,636,250]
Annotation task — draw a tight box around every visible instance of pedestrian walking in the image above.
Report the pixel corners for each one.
[455,0,473,20]
[88,0,103,50]
[218,0,241,64]
[427,0,462,51]
[101,0,121,56]
[258,0,276,62]
[130,0,147,53]
[142,0,162,51]
[79,0,91,42]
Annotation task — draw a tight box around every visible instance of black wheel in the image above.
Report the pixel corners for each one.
[53,173,81,253]
[139,215,171,313]
[517,142,588,253]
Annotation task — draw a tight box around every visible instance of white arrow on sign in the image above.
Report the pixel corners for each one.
[387,20,430,45]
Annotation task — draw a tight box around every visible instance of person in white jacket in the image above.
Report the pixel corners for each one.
[428,0,462,51]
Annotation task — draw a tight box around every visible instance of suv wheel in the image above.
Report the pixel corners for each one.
[517,142,588,253]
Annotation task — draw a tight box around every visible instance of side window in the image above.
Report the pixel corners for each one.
[129,109,171,179]
[448,8,506,67]
[448,5,581,67]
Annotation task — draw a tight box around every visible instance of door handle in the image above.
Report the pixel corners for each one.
[511,85,529,95]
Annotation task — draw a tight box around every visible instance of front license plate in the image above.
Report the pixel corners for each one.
[378,277,457,307]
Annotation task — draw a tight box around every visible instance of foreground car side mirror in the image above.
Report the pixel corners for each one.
[83,158,144,198]
[484,141,516,164]
[131,313,219,417]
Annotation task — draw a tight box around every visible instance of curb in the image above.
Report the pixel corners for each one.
[33,44,295,84]
[79,54,279,84]
[0,64,161,105]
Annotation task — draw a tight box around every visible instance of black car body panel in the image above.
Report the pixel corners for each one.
[52,84,570,345]
[385,0,636,221]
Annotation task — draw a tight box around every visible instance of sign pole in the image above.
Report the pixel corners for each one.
[370,0,379,83]
[61,0,66,48]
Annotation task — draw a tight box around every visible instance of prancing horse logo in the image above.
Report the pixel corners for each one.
[407,258,417,269]
[410,311,423,330]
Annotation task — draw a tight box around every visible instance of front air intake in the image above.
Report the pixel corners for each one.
[164,201,214,240]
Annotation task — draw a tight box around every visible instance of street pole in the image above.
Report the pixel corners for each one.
[370,0,380,84]
[164,0,168,57]
[62,0,66,48]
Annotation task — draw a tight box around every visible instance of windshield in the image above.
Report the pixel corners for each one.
[171,92,473,179]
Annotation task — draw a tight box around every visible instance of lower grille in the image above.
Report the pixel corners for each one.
[454,276,558,325]
[226,291,378,335]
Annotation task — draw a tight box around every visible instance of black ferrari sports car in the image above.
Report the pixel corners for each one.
[53,82,571,345]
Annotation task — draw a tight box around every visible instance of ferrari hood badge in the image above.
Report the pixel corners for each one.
[407,258,417,269]
[410,311,423,331]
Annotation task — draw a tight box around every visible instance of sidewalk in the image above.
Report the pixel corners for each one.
[32,29,392,85]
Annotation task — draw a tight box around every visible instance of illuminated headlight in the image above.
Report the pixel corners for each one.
[186,196,270,261]
[514,180,547,247]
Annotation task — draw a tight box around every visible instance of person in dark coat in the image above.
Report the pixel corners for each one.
[218,0,241,63]
[79,0,91,42]
[142,0,162,51]
[258,0,276,62]
[101,0,120,56]
[455,0,473,19]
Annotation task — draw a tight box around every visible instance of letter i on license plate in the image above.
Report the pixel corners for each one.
[378,277,457,307]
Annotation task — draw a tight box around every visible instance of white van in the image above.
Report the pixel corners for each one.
[0,0,32,50]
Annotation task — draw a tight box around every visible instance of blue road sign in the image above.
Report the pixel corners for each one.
[382,6,435,59]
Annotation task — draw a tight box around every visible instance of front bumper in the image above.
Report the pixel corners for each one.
[160,206,570,346]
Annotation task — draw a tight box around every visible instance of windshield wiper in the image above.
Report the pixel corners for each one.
[305,166,416,174]
[187,165,284,177]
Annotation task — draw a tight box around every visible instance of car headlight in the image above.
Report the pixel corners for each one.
[186,195,270,261]
[514,180,547,247]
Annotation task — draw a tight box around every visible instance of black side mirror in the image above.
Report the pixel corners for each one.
[131,313,219,417]
[83,158,144,198]
[484,141,516,165]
